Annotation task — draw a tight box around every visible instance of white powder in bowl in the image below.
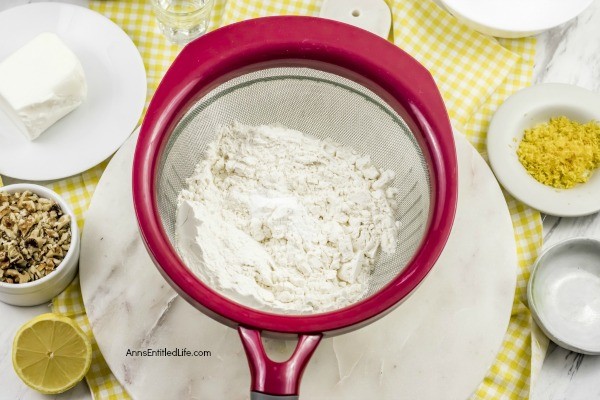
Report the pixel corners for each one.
[176,122,400,313]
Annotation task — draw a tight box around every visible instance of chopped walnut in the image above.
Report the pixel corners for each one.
[0,191,72,284]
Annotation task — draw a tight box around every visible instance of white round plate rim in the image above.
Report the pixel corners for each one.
[527,237,600,355]
[487,83,600,217]
[0,2,146,181]
[439,0,592,37]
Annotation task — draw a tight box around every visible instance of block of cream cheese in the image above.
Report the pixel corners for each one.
[0,33,87,141]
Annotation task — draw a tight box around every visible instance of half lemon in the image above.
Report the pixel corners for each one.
[12,313,92,394]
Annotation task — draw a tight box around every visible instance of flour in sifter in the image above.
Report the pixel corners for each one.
[176,122,400,313]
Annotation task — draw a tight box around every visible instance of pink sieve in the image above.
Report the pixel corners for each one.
[133,16,458,400]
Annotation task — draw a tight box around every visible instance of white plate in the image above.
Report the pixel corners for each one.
[487,83,600,217]
[0,3,146,181]
[438,0,592,38]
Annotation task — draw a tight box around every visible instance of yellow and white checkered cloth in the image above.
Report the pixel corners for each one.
[42,0,548,398]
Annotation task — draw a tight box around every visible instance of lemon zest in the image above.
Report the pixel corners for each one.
[517,116,600,189]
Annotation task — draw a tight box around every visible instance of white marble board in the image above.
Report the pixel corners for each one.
[78,131,518,400]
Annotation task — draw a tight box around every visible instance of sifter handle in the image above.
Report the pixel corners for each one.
[251,393,298,400]
[238,326,322,398]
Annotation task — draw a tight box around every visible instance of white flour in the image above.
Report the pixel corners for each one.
[176,122,400,313]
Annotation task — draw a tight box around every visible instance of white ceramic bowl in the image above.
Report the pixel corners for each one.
[0,184,80,306]
[528,238,600,355]
[438,0,593,38]
[487,83,600,217]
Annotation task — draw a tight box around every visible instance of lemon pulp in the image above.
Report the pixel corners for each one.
[12,313,92,394]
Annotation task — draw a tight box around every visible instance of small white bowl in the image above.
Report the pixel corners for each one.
[528,238,600,355]
[487,83,600,217]
[0,184,80,306]
[438,0,592,38]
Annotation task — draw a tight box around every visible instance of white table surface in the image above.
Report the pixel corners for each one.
[1,0,600,399]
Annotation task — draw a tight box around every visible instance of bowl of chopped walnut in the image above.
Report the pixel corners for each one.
[0,184,79,306]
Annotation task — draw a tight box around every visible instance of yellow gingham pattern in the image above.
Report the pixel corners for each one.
[220,0,321,22]
[53,277,131,399]
[464,36,547,400]
[390,1,523,130]
[48,0,545,399]
[87,0,228,110]
[46,161,109,229]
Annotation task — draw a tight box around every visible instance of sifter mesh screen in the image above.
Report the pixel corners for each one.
[156,67,431,313]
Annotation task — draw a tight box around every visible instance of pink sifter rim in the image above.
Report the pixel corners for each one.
[133,16,458,335]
